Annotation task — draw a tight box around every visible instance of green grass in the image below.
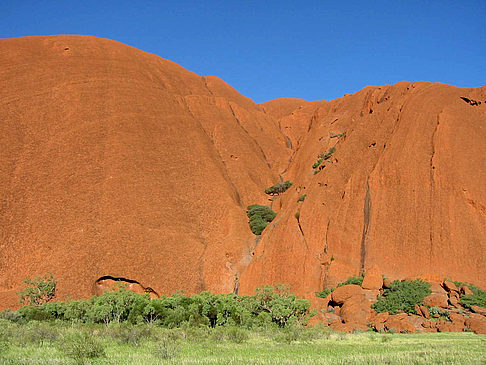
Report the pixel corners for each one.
[0,321,485,364]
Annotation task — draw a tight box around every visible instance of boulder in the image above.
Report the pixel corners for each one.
[430,282,447,295]
[361,266,383,290]
[449,313,465,326]
[471,306,486,316]
[363,289,380,304]
[436,322,463,332]
[385,314,416,333]
[373,312,390,324]
[423,321,437,328]
[331,284,363,305]
[466,316,486,335]
[406,315,425,331]
[443,280,459,293]
[448,295,460,307]
[330,321,368,333]
[422,327,438,333]
[383,278,392,289]
[340,294,371,325]
[424,293,449,308]
[418,305,430,319]
[460,286,474,296]
[322,312,342,325]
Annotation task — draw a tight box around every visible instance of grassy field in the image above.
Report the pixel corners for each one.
[0,321,485,364]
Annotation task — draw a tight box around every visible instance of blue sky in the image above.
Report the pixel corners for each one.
[1,1,485,103]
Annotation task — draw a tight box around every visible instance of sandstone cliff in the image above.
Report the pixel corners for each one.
[0,35,484,307]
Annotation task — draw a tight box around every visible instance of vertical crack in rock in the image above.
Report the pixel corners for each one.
[296,212,309,249]
[359,179,371,274]
[324,218,330,254]
[228,103,272,169]
[428,112,441,268]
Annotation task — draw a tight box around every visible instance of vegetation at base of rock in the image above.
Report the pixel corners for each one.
[264,181,293,196]
[330,132,344,138]
[313,147,336,170]
[298,194,307,202]
[460,292,486,309]
[445,279,486,309]
[372,280,432,315]
[17,273,57,306]
[246,204,277,235]
[1,284,311,329]
[337,275,364,287]
[428,306,449,319]
[0,323,484,364]
[315,288,334,298]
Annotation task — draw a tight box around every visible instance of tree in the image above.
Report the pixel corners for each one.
[18,273,57,306]
[264,181,293,196]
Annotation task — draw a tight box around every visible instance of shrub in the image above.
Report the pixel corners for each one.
[315,288,334,298]
[337,275,364,287]
[372,280,431,315]
[104,323,156,346]
[460,292,486,309]
[313,147,336,170]
[264,181,293,196]
[428,306,449,319]
[298,194,307,202]
[59,330,105,363]
[252,284,312,327]
[225,326,249,343]
[246,205,276,235]
[330,132,344,138]
[152,337,179,360]
[319,146,336,160]
[448,280,486,309]
[18,273,57,306]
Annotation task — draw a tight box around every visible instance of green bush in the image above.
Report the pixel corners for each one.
[59,330,105,363]
[337,275,364,287]
[298,194,307,202]
[448,280,486,309]
[246,204,276,235]
[315,288,334,298]
[18,273,57,306]
[264,181,293,196]
[428,306,449,319]
[313,147,336,170]
[152,337,179,360]
[7,284,311,330]
[372,280,431,315]
[449,280,484,295]
[252,284,312,327]
[460,292,486,309]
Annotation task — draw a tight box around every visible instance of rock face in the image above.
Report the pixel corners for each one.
[0,35,290,305]
[1,35,486,307]
[241,80,486,298]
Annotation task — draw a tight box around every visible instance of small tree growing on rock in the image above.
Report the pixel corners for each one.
[18,273,57,306]
[265,181,293,196]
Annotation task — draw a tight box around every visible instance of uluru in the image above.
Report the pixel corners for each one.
[0,35,485,309]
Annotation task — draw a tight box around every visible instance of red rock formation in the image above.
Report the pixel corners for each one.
[241,81,486,298]
[0,35,485,308]
[0,35,289,306]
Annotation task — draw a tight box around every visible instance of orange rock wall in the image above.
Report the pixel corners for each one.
[241,82,486,299]
[0,35,485,307]
[0,35,289,306]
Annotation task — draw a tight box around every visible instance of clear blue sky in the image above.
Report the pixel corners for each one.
[1,1,485,103]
